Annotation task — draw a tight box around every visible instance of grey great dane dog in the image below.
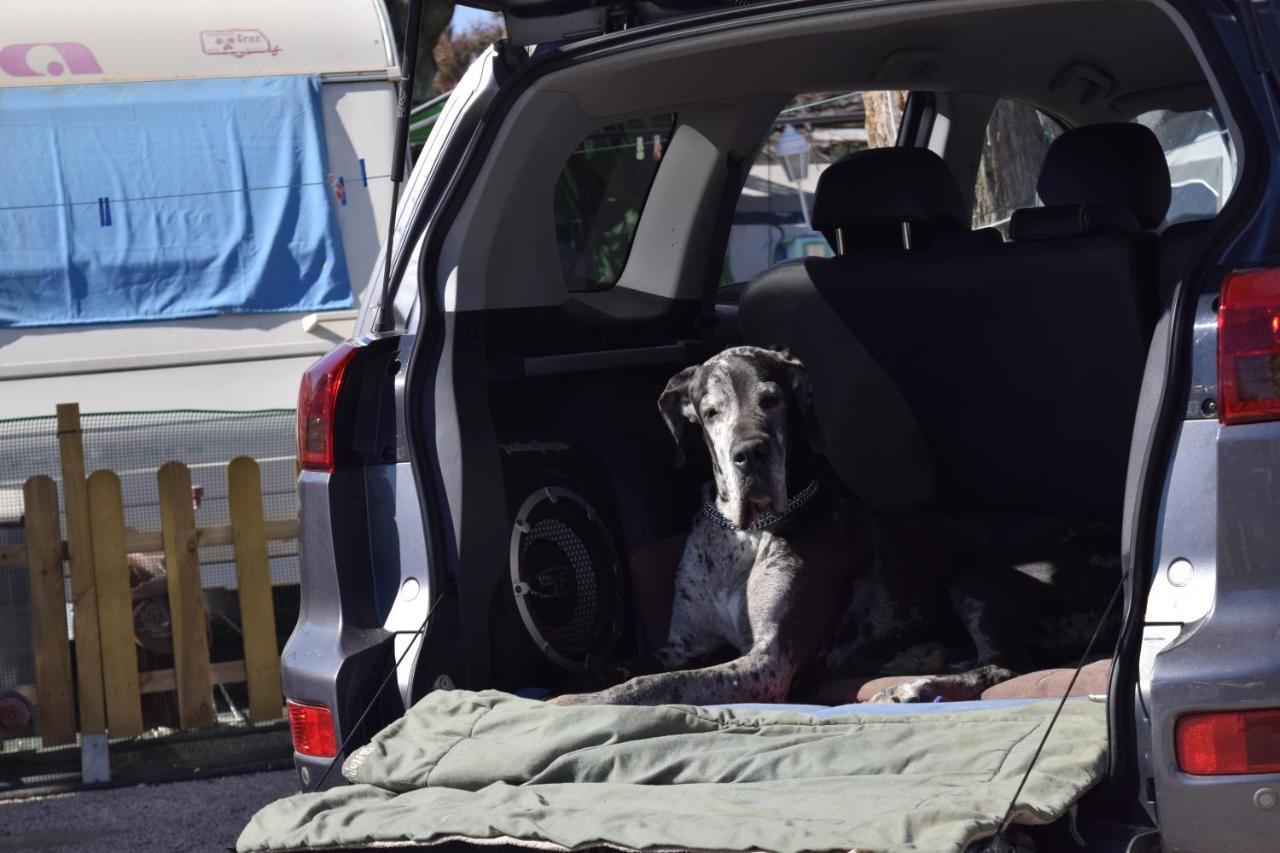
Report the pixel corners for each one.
[553,346,1119,706]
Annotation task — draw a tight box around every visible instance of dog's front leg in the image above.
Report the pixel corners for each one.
[553,531,818,706]
[551,643,796,706]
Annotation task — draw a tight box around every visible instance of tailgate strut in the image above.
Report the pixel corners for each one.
[378,0,425,332]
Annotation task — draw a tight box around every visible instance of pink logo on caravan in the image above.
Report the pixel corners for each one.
[0,42,102,78]
[200,29,281,59]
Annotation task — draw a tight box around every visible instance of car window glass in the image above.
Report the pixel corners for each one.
[1135,108,1236,226]
[971,99,1061,232]
[721,91,906,288]
[554,114,676,292]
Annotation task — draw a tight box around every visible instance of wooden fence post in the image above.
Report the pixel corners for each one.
[22,476,76,747]
[157,461,214,729]
[87,470,143,739]
[228,457,283,722]
[57,403,109,782]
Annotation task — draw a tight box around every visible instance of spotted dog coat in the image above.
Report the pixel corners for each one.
[552,347,1119,706]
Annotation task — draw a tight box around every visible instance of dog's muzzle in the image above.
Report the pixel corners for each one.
[729,435,779,518]
[730,436,769,471]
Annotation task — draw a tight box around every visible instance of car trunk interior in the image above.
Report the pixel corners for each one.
[408,0,1230,808]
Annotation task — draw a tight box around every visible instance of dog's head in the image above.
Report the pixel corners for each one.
[659,346,823,528]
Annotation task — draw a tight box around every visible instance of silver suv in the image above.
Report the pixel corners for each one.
[284,1,1280,849]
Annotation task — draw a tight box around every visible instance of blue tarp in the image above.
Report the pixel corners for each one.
[0,75,352,328]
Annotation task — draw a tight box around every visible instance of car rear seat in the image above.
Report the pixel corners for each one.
[808,146,1003,254]
[1008,122,1172,325]
[1015,121,1216,313]
[740,128,1166,522]
[638,128,1197,705]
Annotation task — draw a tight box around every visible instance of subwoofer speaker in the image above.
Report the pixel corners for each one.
[503,441,625,672]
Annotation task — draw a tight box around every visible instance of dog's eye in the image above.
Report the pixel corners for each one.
[702,407,719,422]
[760,393,780,409]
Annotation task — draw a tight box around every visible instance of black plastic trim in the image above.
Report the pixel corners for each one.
[523,342,695,376]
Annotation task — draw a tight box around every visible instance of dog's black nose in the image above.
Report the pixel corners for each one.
[731,437,769,469]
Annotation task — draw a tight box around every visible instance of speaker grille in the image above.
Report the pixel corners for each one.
[509,487,622,670]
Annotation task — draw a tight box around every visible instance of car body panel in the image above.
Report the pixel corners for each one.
[1136,2,1280,848]
[281,48,504,787]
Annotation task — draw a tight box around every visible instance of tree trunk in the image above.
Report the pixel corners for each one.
[971,100,1056,227]
[862,90,909,149]
[864,93,1055,228]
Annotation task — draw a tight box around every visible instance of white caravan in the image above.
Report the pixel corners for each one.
[0,0,398,418]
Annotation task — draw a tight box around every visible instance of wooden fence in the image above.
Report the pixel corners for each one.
[0,404,297,782]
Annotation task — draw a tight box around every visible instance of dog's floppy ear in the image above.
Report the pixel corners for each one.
[770,348,825,453]
[658,365,699,466]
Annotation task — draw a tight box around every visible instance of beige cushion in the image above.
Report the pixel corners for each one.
[980,659,1111,700]
[809,660,1113,705]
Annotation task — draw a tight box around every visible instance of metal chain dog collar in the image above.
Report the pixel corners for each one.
[700,479,821,532]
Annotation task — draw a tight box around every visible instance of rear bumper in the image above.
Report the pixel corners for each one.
[1146,422,1280,850]
[292,751,336,791]
[282,470,395,786]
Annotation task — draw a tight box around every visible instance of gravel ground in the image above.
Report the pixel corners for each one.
[0,770,298,852]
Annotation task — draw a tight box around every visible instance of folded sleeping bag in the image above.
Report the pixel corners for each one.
[238,690,1107,853]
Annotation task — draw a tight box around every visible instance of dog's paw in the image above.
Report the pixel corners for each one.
[864,678,934,704]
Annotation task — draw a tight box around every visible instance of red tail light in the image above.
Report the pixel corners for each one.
[1176,709,1280,775]
[287,700,338,758]
[297,343,358,472]
[1219,269,1280,425]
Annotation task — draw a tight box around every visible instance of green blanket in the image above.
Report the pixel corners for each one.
[238,691,1107,853]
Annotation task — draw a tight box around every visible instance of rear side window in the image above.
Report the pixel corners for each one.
[554,114,676,292]
[1136,108,1236,226]
[722,91,906,287]
[974,102,1235,230]
[971,99,1061,231]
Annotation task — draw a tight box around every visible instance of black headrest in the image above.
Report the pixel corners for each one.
[1009,203,1140,243]
[812,147,969,239]
[1037,123,1171,228]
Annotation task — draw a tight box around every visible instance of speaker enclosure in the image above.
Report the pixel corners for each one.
[496,437,628,677]
[509,485,624,670]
